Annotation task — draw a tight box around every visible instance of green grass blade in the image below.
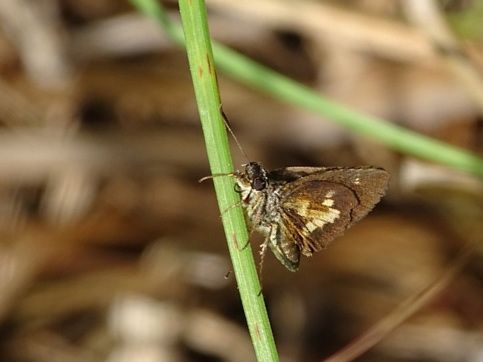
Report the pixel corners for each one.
[131,0,483,177]
[211,44,483,177]
[177,0,279,361]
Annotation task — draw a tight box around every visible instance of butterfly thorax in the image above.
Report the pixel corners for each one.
[234,162,283,231]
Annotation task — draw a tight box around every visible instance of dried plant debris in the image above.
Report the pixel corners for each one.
[0,0,481,361]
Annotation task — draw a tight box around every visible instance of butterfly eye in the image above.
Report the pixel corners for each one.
[252,177,266,191]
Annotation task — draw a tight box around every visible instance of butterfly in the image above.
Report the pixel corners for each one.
[234,162,390,271]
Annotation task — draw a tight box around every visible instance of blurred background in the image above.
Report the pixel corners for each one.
[0,0,482,361]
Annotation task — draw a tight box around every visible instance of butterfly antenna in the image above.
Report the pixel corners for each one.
[198,172,234,183]
[221,109,250,163]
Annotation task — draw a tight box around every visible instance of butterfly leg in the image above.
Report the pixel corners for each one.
[232,225,255,251]
[219,200,243,218]
[256,226,277,276]
[255,230,272,295]
[239,227,255,251]
[259,235,270,268]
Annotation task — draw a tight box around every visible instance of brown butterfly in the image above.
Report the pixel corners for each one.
[234,162,390,271]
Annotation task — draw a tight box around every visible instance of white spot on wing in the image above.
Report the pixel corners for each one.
[288,199,340,233]
[325,190,336,198]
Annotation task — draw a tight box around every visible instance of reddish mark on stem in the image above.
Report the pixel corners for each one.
[197,65,203,79]
[254,322,262,341]
[206,54,213,75]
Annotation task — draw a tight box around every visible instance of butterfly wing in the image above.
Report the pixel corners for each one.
[267,222,301,272]
[276,167,389,257]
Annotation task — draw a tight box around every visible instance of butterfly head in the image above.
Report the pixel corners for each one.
[245,162,268,191]
[234,162,269,198]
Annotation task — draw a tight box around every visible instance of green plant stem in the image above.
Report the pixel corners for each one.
[131,0,483,177]
[212,44,483,176]
[177,0,279,361]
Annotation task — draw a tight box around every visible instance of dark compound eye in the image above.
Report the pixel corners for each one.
[252,177,266,191]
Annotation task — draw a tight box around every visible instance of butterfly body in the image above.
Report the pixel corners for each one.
[234,162,390,271]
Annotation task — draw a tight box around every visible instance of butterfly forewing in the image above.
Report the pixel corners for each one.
[278,167,389,259]
[281,180,357,255]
